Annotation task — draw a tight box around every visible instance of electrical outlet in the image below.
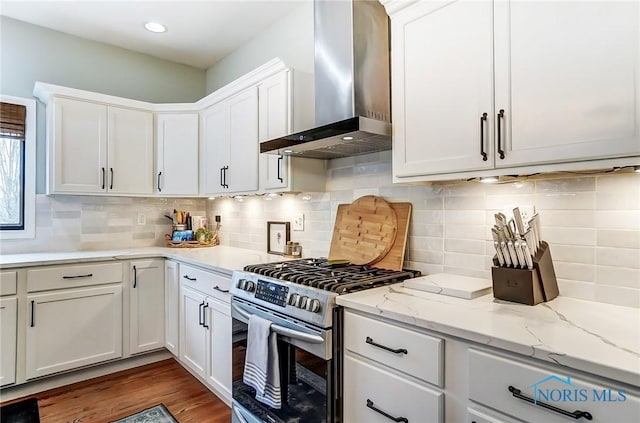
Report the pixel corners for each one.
[292,213,304,231]
[137,212,146,225]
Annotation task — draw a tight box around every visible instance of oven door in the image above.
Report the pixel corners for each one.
[231,297,336,423]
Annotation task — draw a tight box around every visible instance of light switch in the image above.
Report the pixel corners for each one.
[137,212,146,225]
[292,213,304,231]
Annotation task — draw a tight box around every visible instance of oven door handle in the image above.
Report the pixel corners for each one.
[232,405,249,423]
[232,303,325,344]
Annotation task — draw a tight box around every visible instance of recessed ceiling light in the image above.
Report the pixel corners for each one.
[283,149,293,154]
[144,22,167,33]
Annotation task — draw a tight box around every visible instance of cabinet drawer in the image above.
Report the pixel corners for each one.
[179,264,230,302]
[344,311,443,387]
[469,348,640,423]
[27,262,123,292]
[0,271,17,296]
[344,355,443,423]
[468,407,520,423]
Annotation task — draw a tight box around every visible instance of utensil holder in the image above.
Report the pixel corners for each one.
[491,241,559,305]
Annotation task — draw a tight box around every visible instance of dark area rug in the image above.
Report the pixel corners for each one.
[0,397,40,423]
[111,404,178,423]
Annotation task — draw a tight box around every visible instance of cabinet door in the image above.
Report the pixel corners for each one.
[107,106,154,195]
[227,87,259,193]
[0,297,17,387]
[156,113,199,195]
[494,0,640,167]
[51,97,107,193]
[392,0,495,177]
[179,285,208,378]
[165,260,179,356]
[259,71,291,190]
[130,259,165,355]
[207,298,232,402]
[201,102,230,195]
[25,285,122,379]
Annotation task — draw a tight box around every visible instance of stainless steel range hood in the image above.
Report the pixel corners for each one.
[260,0,391,159]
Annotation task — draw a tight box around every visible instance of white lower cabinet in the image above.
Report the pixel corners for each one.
[179,285,208,378]
[25,284,123,379]
[164,260,180,356]
[344,355,443,423]
[206,298,232,400]
[129,259,164,354]
[178,263,232,403]
[468,348,640,423]
[0,296,17,387]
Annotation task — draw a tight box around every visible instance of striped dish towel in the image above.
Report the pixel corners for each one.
[243,314,282,409]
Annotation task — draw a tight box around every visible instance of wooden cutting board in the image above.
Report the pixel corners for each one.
[328,195,398,265]
[370,202,411,271]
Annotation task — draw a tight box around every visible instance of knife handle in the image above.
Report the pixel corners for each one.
[514,240,526,269]
[507,241,520,268]
[501,242,513,267]
[494,241,506,267]
[522,242,534,270]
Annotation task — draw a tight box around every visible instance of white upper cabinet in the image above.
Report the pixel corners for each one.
[259,71,291,190]
[156,113,199,195]
[201,87,259,195]
[51,97,108,193]
[385,0,640,181]
[391,0,495,177]
[494,0,640,167]
[107,106,154,195]
[48,95,154,195]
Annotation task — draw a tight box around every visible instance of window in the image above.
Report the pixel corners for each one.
[0,95,36,239]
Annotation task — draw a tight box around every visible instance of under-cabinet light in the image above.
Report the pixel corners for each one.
[144,22,167,33]
[480,176,499,183]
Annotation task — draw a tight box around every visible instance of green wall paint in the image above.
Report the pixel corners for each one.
[0,16,207,193]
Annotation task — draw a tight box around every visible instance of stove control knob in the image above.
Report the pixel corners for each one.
[306,299,321,313]
[237,279,247,290]
[298,296,308,309]
[245,281,256,292]
[288,294,300,306]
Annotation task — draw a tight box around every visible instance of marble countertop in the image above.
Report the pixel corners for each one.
[337,284,640,388]
[0,246,286,275]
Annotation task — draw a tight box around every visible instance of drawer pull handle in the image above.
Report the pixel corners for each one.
[366,399,408,423]
[198,301,205,326]
[214,286,229,293]
[497,109,505,159]
[508,386,593,420]
[183,275,197,281]
[133,265,138,289]
[30,300,35,327]
[366,336,407,355]
[62,273,93,279]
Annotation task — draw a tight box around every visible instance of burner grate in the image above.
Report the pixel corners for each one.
[244,258,420,294]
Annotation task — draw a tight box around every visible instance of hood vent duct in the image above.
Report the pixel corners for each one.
[260,0,391,159]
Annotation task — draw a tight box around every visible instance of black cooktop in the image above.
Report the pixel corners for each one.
[244,258,420,294]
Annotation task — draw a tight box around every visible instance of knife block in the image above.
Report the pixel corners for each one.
[491,241,559,306]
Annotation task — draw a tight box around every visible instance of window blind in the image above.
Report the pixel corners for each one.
[0,102,27,138]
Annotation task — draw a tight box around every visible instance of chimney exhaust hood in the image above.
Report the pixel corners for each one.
[260,0,391,160]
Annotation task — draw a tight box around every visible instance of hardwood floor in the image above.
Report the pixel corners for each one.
[1,359,231,422]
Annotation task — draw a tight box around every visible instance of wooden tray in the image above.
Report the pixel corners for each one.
[369,202,411,271]
[164,234,219,248]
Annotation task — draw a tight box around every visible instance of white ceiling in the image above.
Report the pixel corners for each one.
[0,0,306,69]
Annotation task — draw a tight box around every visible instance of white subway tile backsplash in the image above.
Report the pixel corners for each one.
[540,227,596,246]
[597,230,640,249]
[535,177,595,193]
[595,285,640,308]
[594,210,640,230]
[541,210,595,228]
[549,245,594,265]
[596,192,640,210]
[444,239,485,255]
[553,262,595,282]
[534,192,595,210]
[595,266,640,289]
[595,172,640,192]
[596,247,640,269]
[556,279,596,302]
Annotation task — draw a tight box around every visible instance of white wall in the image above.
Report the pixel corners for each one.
[208,152,640,308]
[205,1,314,93]
[0,16,207,193]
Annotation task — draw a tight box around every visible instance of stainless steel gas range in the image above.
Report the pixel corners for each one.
[230,258,420,423]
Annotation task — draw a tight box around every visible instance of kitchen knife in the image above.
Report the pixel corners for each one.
[513,207,527,237]
[515,240,529,268]
[521,241,534,270]
[524,229,537,256]
[494,241,506,266]
[507,241,519,267]
[500,241,513,267]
